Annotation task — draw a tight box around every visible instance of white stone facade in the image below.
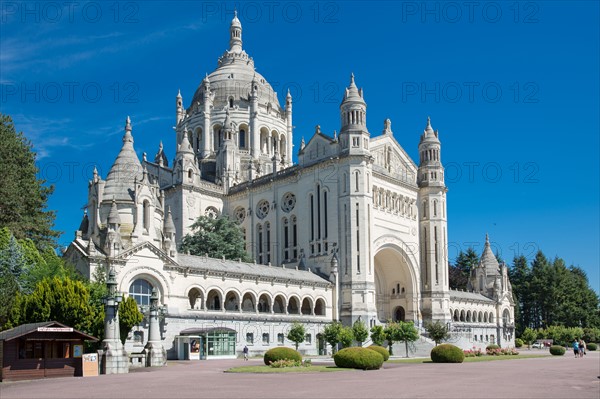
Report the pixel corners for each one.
[65,15,515,358]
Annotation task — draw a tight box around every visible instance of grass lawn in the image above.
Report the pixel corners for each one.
[226,365,352,373]
[388,354,548,364]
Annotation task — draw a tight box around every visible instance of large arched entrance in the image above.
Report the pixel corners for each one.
[374,245,417,323]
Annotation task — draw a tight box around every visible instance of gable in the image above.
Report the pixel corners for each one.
[298,131,337,166]
[370,134,417,181]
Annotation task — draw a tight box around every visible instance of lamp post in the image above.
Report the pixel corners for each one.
[144,288,167,367]
[100,266,129,374]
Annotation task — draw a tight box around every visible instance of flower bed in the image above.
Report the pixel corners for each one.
[463,348,484,357]
[486,347,519,356]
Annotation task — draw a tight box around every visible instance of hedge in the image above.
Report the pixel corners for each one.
[263,347,302,365]
[549,345,565,356]
[586,343,597,351]
[334,347,384,370]
[486,344,500,350]
[367,345,390,361]
[514,338,523,348]
[430,344,465,363]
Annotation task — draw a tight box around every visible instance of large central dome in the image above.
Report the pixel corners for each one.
[189,14,281,113]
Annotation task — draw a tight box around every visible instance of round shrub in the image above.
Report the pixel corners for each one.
[263,347,302,365]
[586,343,597,351]
[486,344,500,350]
[334,347,384,370]
[549,345,565,356]
[514,338,523,348]
[430,344,465,363]
[367,345,390,361]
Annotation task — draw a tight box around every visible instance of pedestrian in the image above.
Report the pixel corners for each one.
[572,339,579,358]
[579,339,586,357]
[243,345,249,361]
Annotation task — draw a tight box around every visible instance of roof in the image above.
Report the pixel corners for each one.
[0,321,98,342]
[177,254,331,286]
[179,327,236,335]
[479,234,500,276]
[450,290,495,303]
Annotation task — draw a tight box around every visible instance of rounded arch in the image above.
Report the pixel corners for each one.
[188,287,204,310]
[120,267,170,304]
[224,290,241,311]
[273,294,286,314]
[241,291,256,313]
[460,309,466,322]
[502,308,511,325]
[466,310,472,323]
[257,293,271,313]
[279,133,287,157]
[484,312,488,323]
[206,288,223,311]
[393,306,406,322]
[300,297,313,315]
[287,295,300,314]
[314,297,326,316]
[260,127,270,154]
[453,309,459,322]
[489,312,494,323]
[373,239,420,323]
[478,311,483,323]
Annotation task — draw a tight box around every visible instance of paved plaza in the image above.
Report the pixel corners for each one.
[1,351,598,399]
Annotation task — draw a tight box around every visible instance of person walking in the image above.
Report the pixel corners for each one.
[243,345,249,361]
[579,340,586,357]
[572,339,580,358]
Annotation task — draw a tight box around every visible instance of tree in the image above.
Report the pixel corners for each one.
[384,322,398,355]
[370,325,385,346]
[119,295,143,344]
[394,321,420,358]
[338,326,354,348]
[287,322,306,350]
[520,327,537,348]
[352,319,369,346]
[449,248,479,290]
[424,321,450,346]
[323,321,343,355]
[0,114,58,249]
[180,216,252,261]
[6,276,95,333]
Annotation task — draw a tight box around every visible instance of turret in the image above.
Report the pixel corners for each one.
[417,116,449,323]
[285,89,293,166]
[229,10,242,53]
[216,108,238,189]
[176,89,184,125]
[339,73,369,154]
[163,207,176,257]
[201,74,212,158]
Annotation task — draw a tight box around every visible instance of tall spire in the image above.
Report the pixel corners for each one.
[229,10,242,53]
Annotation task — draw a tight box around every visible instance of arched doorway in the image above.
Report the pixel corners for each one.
[394,306,406,322]
[374,245,417,323]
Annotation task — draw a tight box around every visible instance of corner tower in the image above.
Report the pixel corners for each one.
[417,117,450,323]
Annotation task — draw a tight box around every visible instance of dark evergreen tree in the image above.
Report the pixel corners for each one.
[449,248,479,290]
[180,216,252,261]
[0,114,58,249]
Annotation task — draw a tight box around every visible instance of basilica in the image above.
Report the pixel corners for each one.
[65,14,515,359]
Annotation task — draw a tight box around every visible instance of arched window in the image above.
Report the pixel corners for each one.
[242,293,255,313]
[188,169,193,180]
[258,294,270,313]
[229,97,234,108]
[314,298,325,316]
[287,296,300,314]
[207,289,222,311]
[502,309,510,326]
[239,129,246,148]
[282,218,289,261]
[143,200,150,233]
[129,279,153,306]
[273,295,285,314]
[225,291,239,311]
[188,288,203,310]
[301,298,312,315]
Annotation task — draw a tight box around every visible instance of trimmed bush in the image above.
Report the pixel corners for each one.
[367,345,390,361]
[586,343,597,351]
[514,338,523,348]
[334,347,384,370]
[430,344,465,363]
[549,345,565,356]
[263,347,302,365]
[486,344,500,350]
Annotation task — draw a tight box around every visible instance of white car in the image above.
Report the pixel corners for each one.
[531,342,544,349]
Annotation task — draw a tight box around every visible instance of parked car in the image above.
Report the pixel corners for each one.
[532,342,544,349]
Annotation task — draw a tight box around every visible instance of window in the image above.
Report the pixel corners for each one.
[207,330,236,357]
[277,333,285,344]
[142,200,150,233]
[352,137,359,147]
[246,333,254,344]
[129,279,153,306]
[305,334,312,344]
[239,129,246,148]
[262,333,269,344]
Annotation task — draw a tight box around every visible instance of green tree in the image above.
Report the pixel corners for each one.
[520,327,537,348]
[338,326,354,348]
[180,216,252,261]
[287,322,306,350]
[6,276,95,333]
[0,114,58,249]
[86,267,108,346]
[449,248,479,289]
[509,255,532,335]
[395,321,420,358]
[384,322,399,355]
[370,325,385,346]
[352,319,369,346]
[119,295,143,344]
[323,321,343,355]
[424,320,450,346]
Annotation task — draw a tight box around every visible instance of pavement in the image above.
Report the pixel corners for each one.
[1,350,598,398]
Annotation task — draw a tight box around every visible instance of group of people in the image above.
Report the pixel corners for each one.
[572,339,587,357]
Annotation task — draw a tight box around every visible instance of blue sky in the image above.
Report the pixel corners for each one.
[1,1,598,292]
